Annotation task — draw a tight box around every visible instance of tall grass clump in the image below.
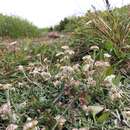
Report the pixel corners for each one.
[89,5,130,66]
[71,3,130,66]
[0,14,41,38]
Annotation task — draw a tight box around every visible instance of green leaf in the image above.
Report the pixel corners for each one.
[113,74,122,86]
[105,40,113,52]
[103,67,113,77]
[126,53,130,59]
[96,111,110,123]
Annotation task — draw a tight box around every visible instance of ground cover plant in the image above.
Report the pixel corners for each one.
[0,38,130,130]
[0,1,130,130]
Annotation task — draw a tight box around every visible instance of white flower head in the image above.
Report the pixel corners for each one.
[55,115,66,127]
[123,111,130,117]
[56,52,64,57]
[6,124,18,130]
[86,20,92,25]
[30,66,46,76]
[64,50,75,55]
[87,77,96,86]
[109,88,123,101]
[60,56,69,62]
[0,83,12,90]
[72,128,78,130]
[36,53,41,57]
[104,53,111,58]
[53,80,61,87]
[90,45,99,51]
[73,64,80,72]
[82,55,94,65]
[95,61,110,68]
[10,41,17,46]
[41,72,51,81]
[18,65,24,71]
[82,64,90,72]
[81,105,88,112]
[82,55,91,61]
[31,68,39,75]
[44,57,49,63]
[23,120,38,130]
[79,128,89,130]
[122,45,130,49]
[104,74,115,84]
[0,103,11,115]
[41,127,46,130]
[61,45,69,50]
[60,66,74,73]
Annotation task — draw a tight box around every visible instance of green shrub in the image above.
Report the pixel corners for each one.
[0,14,41,38]
[54,16,79,32]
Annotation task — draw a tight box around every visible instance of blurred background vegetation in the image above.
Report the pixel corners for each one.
[0,14,41,38]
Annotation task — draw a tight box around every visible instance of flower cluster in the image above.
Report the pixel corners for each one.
[1,44,128,130]
[56,45,75,63]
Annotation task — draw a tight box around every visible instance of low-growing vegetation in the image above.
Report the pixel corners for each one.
[0,38,130,130]
[0,1,130,130]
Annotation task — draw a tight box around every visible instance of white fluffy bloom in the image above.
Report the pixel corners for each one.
[72,127,89,130]
[122,45,130,49]
[60,66,74,74]
[64,50,75,55]
[103,74,115,87]
[109,88,123,101]
[82,55,91,61]
[6,124,18,130]
[41,127,46,130]
[104,53,111,58]
[53,80,61,87]
[86,20,92,25]
[0,83,12,90]
[60,56,69,62]
[56,66,74,79]
[17,101,27,110]
[0,103,11,115]
[82,55,94,65]
[79,128,89,130]
[29,65,51,81]
[81,105,88,112]
[82,64,90,72]
[90,45,99,50]
[31,68,39,75]
[18,65,24,71]
[73,64,80,72]
[10,41,17,46]
[56,52,64,57]
[87,77,96,86]
[41,72,51,81]
[123,111,130,117]
[95,61,110,68]
[61,45,69,50]
[55,115,66,127]
[34,66,46,72]
[23,120,38,130]
[104,74,115,84]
